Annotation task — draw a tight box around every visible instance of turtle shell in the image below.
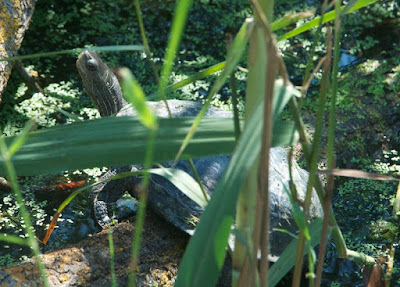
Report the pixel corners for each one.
[117,101,323,259]
[144,147,323,260]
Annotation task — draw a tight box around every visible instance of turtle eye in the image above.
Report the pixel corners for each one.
[86,59,98,71]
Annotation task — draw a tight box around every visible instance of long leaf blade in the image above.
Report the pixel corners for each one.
[150,167,209,207]
[278,0,379,41]
[119,68,158,130]
[0,45,144,62]
[159,0,193,96]
[0,116,297,176]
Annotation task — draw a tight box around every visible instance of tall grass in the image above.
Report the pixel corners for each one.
[0,0,384,285]
[0,122,49,287]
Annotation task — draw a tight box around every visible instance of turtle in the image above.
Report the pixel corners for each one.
[76,51,323,259]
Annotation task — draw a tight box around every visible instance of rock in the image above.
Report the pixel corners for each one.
[0,210,189,287]
[269,147,323,260]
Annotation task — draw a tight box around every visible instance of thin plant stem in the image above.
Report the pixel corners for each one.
[326,0,342,170]
[234,0,275,286]
[386,245,394,287]
[133,0,162,87]
[158,0,194,119]
[128,129,156,286]
[225,33,241,141]
[0,137,49,287]
[249,0,290,86]
[133,0,173,120]
[232,24,263,287]
[108,228,117,287]
[258,37,277,287]
[187,158,208,202]
[299,0,330,108]
[315,1,343,285]
[173,20,252,163]
[230,73,241,141]
[292,26,333,287]
[301,55,327,94]
[315,161,335,287]
[288,96,375,267]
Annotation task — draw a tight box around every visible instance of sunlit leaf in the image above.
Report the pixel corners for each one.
[119,68,157,130]
[158,0,193,97]
[150,167,209,207]
[148,61,226,100]
[271,11,315,31]
[278,0,379,41]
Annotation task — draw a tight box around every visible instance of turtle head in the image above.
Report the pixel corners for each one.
[76,51,127,117]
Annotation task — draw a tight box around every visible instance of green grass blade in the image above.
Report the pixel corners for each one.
[284,186,310,240]
[0,117,235,176]
[174,20,253,161]
[341,0,360,15]
[57,166,211,214]
[271,11,315,32]
[148,61,226,100]
[134,0,160,83]
[56,171,142,213]
[0,234,30,246]
[174,96,262,287]
[272,121,298,147]
[7,120,37,157]
[0,45,144,62]
[278,0,379,41]
[0,116,296,176]
[108,229,117,287]
[47,165,213,245]
[268,218,324,287]
[159,0,193,89]
[327,0,343,169]
[158,0,193,112]
[0,137,49,287]
[119,68,157,130]
[55,108,83,122]
[273,79,301,121]
[151,167,209,207]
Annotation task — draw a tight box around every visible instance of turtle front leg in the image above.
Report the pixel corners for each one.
[90,166,140,228]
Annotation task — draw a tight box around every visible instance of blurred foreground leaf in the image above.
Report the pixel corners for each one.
[0,116,296,176]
